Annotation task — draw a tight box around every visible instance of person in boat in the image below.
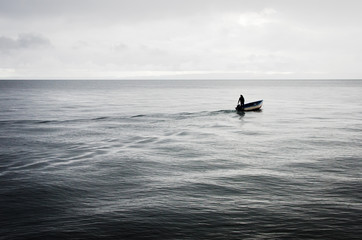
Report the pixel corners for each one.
[237,94,244,110]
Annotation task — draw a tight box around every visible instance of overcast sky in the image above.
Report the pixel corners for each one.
[0,0,361,79]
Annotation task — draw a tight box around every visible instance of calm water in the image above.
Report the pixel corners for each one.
[0,80,361,239]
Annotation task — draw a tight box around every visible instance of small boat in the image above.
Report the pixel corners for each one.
[236,100,263,112]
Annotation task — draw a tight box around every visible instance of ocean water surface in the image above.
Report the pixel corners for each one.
[0,80,361,239]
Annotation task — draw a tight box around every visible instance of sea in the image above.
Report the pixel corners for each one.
[0,80,361,239]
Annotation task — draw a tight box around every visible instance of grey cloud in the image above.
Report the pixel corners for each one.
[109,43,171,67]
[0,0,283,23]
[0,0,198,20]
[1,0,360,20]
[0,34,51,51]
[1,0,362,34]
[113,43,128,52]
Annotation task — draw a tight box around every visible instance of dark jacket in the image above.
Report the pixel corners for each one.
[238,95,244,105]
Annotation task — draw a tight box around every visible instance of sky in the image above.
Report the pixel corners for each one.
[0,0,362,79]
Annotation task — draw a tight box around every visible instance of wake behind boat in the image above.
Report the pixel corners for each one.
[236,100,263,112]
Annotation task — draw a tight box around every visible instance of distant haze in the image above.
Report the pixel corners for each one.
[1,0,362,79]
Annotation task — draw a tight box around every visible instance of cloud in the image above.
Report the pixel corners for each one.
[0,0,362,79]
[0,68,16,78]
[0,33,51,51]
[238,8,277,27]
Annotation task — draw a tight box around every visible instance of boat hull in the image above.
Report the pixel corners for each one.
[236,100,263,112]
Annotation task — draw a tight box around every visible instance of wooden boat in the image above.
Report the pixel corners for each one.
[236,100,263,112]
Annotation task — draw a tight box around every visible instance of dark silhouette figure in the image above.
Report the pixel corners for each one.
[237,94,244,111]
